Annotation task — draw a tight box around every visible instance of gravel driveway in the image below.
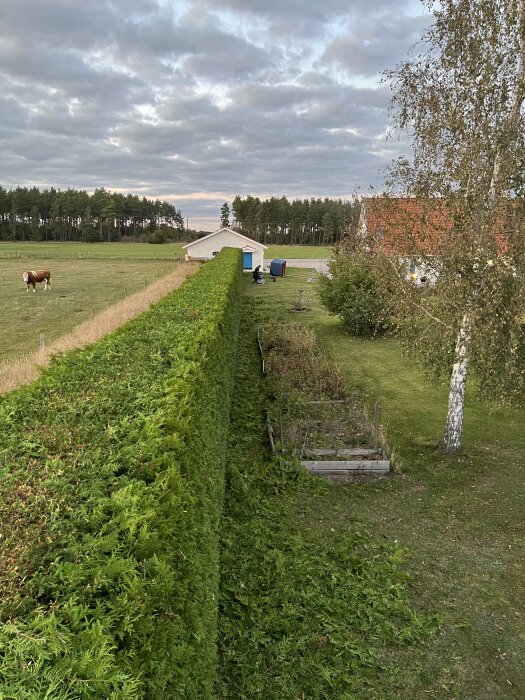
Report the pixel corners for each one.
[273,258,329,273]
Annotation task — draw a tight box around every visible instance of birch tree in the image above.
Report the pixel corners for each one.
[385,0,525,452]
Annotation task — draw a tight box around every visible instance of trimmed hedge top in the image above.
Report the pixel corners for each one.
[0,249,242,699]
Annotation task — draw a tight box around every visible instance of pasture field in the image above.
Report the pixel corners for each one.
[0,243,328,362]
[0,241,186,259]
[0,256,181,360]
[0,241,331,260]
[238,268,525,699]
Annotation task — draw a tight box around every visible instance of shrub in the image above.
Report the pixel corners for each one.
[318,250,392,335]
[147,227,169,243]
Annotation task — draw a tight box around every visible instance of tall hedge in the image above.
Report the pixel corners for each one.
[0,249,242,698]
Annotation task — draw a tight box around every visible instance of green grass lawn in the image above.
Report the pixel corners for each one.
[0,241,331,260]
[244,268,525,699]
[0,257,179,359]
[218,292,437,700]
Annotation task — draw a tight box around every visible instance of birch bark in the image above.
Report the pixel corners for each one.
[443,313,470,452]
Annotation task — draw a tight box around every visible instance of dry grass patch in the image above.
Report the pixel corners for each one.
[0,263,199,395]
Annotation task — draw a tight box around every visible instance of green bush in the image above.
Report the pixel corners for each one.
[0,249,242,698]
[147,227,169,243]
[318,251,392,335]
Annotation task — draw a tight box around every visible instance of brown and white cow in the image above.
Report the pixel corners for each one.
[23,270,51,292]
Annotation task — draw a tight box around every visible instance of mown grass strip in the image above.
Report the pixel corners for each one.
[0,249,242,699]
[247,266,525,697]
[217,293,438,700]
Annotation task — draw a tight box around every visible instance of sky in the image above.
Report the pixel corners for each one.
[0,0,433,231]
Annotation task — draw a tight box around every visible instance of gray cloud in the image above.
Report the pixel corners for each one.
[193,0,400,21]
[0,0,432,228]
[320,12,431,77]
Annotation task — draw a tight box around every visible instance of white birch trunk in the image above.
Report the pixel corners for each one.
[443,313,470,452]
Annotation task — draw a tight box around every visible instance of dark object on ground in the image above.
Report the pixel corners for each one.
[269,259,286,281]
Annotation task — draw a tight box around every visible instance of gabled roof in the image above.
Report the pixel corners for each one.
[360,198,452,256]
[183,227,268,250]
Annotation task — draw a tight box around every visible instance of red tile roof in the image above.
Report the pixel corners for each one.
[361,197,509,256]
[361,198,453,256]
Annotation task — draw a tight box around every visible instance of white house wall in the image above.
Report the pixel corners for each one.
[185,230,265,271]
[401,256,439,286]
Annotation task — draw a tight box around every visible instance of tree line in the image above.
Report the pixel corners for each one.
[220,196,360,245]
[0,186,184,242]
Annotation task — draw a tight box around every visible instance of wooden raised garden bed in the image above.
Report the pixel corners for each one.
[258,323,390,478]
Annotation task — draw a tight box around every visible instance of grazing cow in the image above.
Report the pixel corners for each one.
[23,269,51,292]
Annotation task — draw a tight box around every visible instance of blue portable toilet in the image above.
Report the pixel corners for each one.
[269,259,286,278]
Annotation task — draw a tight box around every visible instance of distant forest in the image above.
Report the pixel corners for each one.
[223,195,360,245]
[0,186,184,242]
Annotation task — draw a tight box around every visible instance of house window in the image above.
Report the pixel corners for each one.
[212,251,219,257]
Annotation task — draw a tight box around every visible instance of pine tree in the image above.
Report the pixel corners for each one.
[220,202,230,228]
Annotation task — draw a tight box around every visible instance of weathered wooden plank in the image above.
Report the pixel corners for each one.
[301,460,390,473]
[303,448,381,457]
[302,460,390,470]
[308,469,388,477]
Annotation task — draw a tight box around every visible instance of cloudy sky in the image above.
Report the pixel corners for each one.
[0,0,432,230]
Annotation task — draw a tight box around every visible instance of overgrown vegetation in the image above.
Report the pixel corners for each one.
[217,293,438,699]
[0,249,241,698]
[259,321,374,453]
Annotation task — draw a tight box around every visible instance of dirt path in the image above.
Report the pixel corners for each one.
[0,262,199,395]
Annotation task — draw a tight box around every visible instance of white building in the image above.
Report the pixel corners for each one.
[183,227,267,271]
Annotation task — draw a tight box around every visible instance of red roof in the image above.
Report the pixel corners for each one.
[361,198,453,256]
[361,197,509,256]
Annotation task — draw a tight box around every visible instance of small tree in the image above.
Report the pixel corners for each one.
[384,0,525,451]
